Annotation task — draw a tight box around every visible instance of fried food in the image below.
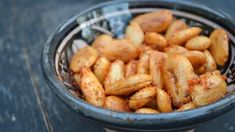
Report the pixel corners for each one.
[133,10,173,33]
[79,68,105,107]
[190,71,227,106]
[69,10,229,113]
[167,27,202,45]
[185,36,211,51]
[135,108,159,114]
[209,29,229,66]
[125,21,144,47]
[105,96,130,112]
[70,46,98,73]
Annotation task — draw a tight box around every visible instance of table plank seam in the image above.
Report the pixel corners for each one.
[23,47,54,132]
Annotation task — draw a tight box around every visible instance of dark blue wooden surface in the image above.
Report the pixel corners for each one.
[0,0,234,131]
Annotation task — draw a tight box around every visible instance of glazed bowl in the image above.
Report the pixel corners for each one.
[41,0,235,131]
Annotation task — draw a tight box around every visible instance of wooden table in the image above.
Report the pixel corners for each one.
[0,0,235,131]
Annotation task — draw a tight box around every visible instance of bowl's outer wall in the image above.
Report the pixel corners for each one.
[42,0,235,131]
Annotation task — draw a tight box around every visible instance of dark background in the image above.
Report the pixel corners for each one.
[0,0,235,131]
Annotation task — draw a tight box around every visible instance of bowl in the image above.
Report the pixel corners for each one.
[41,0,235,131]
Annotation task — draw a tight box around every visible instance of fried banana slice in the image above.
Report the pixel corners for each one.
[184,51,207,70]
[135,108,159,114]
[137,50,152,74]
[167,27,202,45]
[185,36,211,51]
[80,68,105,107]
[133,10,173,33]
[144,32,167,51]
[194,65,206,75]
[177,102,196,111]
[92,34,113,54]
[93,57,110,83]
[130,87,156,100]
[146,99,158,109]
[190,71,227,106]
[163,54,197,107]
[70,46,98,73]
[105,74,152,95]
[129,98,153,110]
[125,21,144,47]
[204,50,217,72]
[149,51,166,89]
[105,96,130,112]
[125,60,138,78]
[101,39,139,62]
[156,88,173,112]
[164,45,188,55]
[138,45,153,56]
[165,46,206,69]
[104,60,124,88]
[129,87,156,110]
[209,28,229,66]
[165,20,188,39]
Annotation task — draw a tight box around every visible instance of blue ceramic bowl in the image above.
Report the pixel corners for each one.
[42,0,235,131]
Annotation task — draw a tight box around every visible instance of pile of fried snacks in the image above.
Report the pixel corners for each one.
[69,10,229,114]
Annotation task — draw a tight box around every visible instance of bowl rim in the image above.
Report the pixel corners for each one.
[41,0,235,129]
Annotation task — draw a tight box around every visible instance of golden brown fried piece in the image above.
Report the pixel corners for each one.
[135,108,159,114]
[204,50,217,72]
[165,46,206,70]
[184,51,207,70]
[185,36,211,51]
[156,88,172,112]
[79,68,105,107]
[194,65,206,75]
[100,39,139,62]
[105,96,130,112]
[133,10,173,33]
[129,98,153,110]
[138,45,153,56]
[104,60,124,88]
[137,50,152,74]
[167,27,202,45]
[209,28,229,66]
[177,102,196,111]
[129,87,156,110]
[145,99,158,109]
[163,54,197,107]
[190,71,227,106]
[125,60,138,78]
[149,51,166,89]
[165,20,188,39]
[125,21,144,47]
[130,87,156,100]
[165,45,188,55]
[70,46,98,73]
[92,34,113,54]
[93,57,111,83]
[144,32,167,51]
[105,74,152,95]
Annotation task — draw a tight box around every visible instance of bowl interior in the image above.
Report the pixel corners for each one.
[55,6,235,99]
